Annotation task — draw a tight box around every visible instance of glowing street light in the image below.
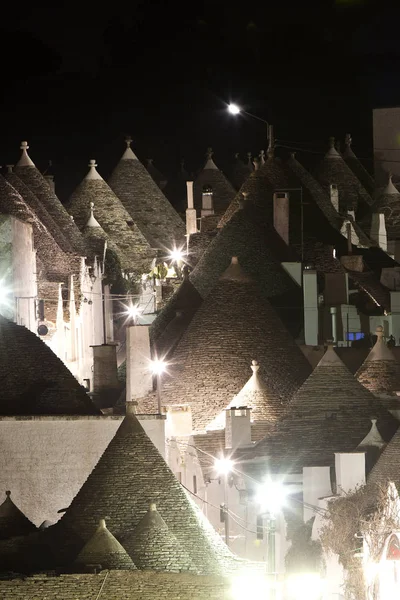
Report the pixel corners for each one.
[255,478,287,516]
[214,457,234,476]
[228,103,241,115]
[125,303,141,325]
[149,358,168,413]
[169,246,184,263]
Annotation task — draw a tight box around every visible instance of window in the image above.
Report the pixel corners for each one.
[346,332,364,341]
[193,475,197,495]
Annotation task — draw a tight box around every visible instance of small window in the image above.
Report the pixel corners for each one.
[193,475,197,495]
[176,472,182,483]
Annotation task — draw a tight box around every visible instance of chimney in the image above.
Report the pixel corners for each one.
[165,404,193,438]
[273,192,290,245]
[334,452,366,494]
[185,181,197,235]
[201,186,214,217]
[126,325,153,403]
[330,307,337,343]
[330,184,339,211]
[91,343,119,408]
[370,213,387,252]
[45,174,55,193]
[302,466,332,523]
[303,267,318,345]
[137,413,167,459]
[225,407,252,449]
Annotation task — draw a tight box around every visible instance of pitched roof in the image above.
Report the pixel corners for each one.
[55,407,238,575]
[75,518,135,570]
[160,258,311,431]
[121,502,196,572]
[108,138,185,251]
[356,326,400,398]
[343,134,375,196]
[146,158,168,190]
[0,491,36,540]
[150,270,203,356]
[193,148,236,214]
[0,315,99,415]
[0,174,72,280]
[313,137,373,211]
[206,360,283,441]
[4,169,72,257]
[219,155,297,227]
[373,174,400,239]
[15,142,85,255]
[229,153,253,190]
[249,344,398,472]
[67,160,156,271]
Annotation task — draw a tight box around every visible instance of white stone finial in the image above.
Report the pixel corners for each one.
[366,326,395,362]
[383,172,399,195]
[17,140,35,167]
[204,147,218,170]
[86,202,101,228]
[122,136,138,160]
[318,342,343,366]
[149,502,157,512]
[325,137,341,159]
[70,215,74,221]
[259,150,265,165]
[6,165,13,173]
[84,159,103,181]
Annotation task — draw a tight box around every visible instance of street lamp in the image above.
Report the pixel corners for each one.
[215,456,234,547]
[255,478,287,580]
[125,303,141,325]
[227,103,273,151]
[149,358,168,414]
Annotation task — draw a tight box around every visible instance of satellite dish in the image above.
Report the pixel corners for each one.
[37,323,49,336]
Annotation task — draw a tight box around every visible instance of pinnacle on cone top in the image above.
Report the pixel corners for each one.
[17,141,35,167]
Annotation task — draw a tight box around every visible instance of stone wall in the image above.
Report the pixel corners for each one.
[0,570,230,599]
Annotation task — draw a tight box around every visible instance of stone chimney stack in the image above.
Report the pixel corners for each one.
[273,192,290,245]
[126,325,153,403]
[303,266,318,345]
[225,407,252,449]
[330,184,339,211]
[370,213,387,252]
[201,186,214,217]
[335,452,366,494]
[91,343,119,408]
[185,181,197,236]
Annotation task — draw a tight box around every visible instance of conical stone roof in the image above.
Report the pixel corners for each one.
[108,138,185,251]
[161,258,311,431]
[343,133,375,195]
[15,142,84,255]
[4,169,72,258]
[0,173,72,280]
[365,422,400,498]
[251,344,398,472]
[373,174,400,239]
[206,360,283,441]
[82,202,126,263]
[219,154,298,227]
[313,137,373,212]
[193,148,236,214]
[0,491,36,540]
[146,158,168,190]
[229,153,252,190]
[0,315,99,415]
[74,518,135,570]
[356,327,400,398]
[122,502,196,572]
[67,160,155,272]
[55,407,237,575]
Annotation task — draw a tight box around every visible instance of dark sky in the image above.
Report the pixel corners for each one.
[1,0,399,199]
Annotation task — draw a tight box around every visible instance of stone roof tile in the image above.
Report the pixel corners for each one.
[356,326,400,397]
[67,161,155,272]
[160,259,311,431]
[0,315,99,415]
[55,407,238,575]
[108,139,185,251]
[193,149,236,214]
[122,502,196,572]
[14,142,85,255]
[0,491,36,540]
[75,518,135,570]
[249,344,398,472]
[343,134,375,196]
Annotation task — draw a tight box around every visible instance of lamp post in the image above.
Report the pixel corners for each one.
[150,358,167,414]
[215,457,234,548]
[255,479,287,580]
[227,103,273,151]
[125,303,140,326]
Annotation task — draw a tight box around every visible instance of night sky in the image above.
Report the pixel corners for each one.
[1,1,399,200]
